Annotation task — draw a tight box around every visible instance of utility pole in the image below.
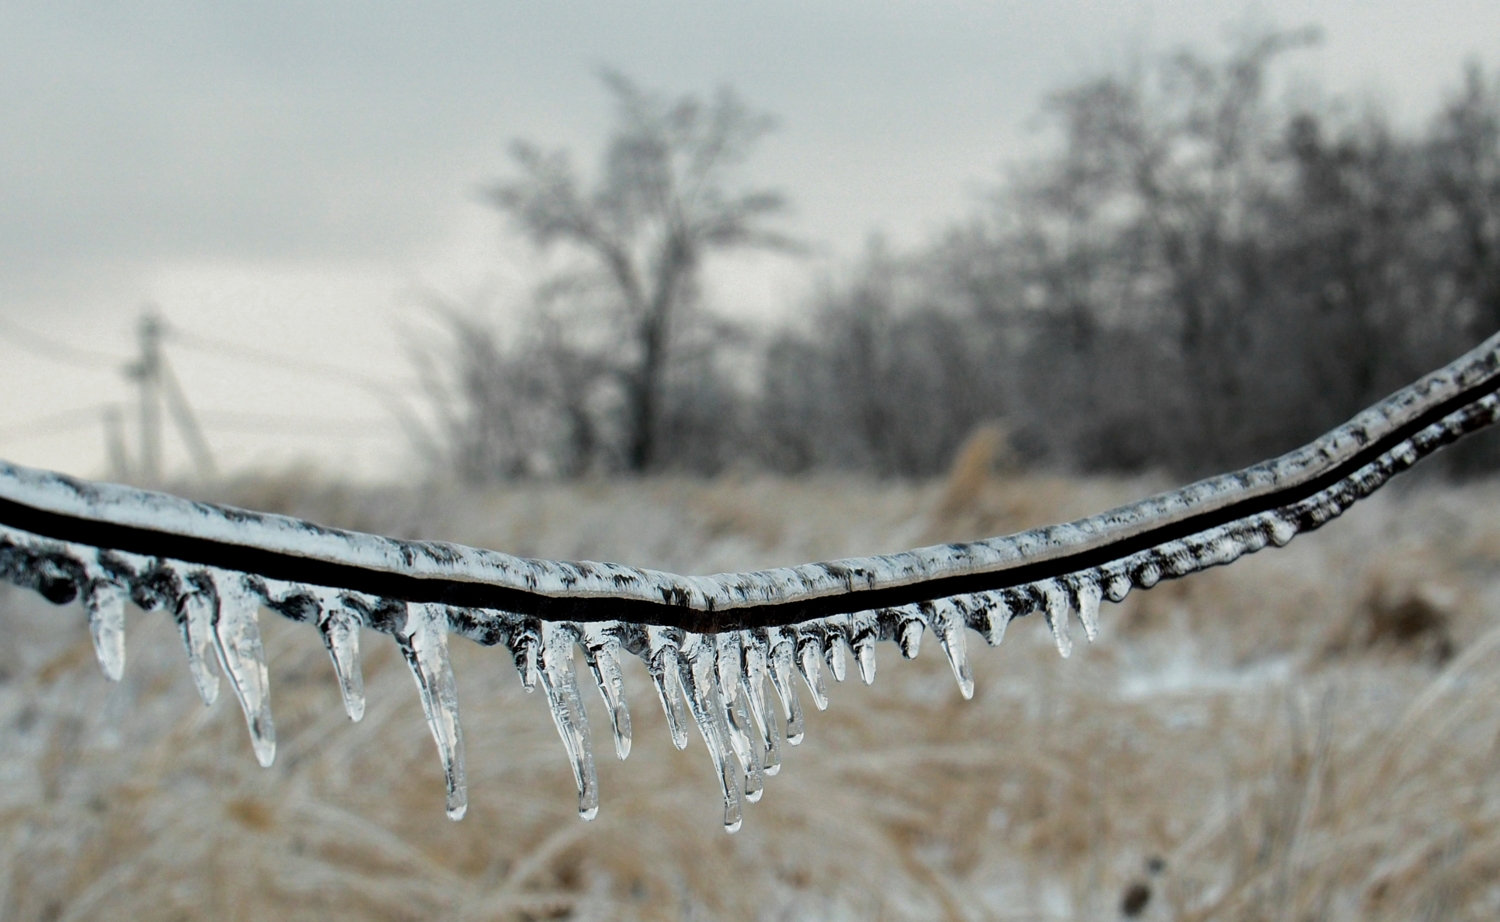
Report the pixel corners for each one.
[102,405,129,482]
[161,357,217,482]
[125,310,164,484]
[121,308,216,484]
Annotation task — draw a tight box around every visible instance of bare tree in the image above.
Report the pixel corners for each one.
[489,71,795,473]
[413,304,616,482]
[755,31,1500,480]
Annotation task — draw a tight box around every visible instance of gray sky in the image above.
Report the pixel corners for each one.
[2,1,1497,481]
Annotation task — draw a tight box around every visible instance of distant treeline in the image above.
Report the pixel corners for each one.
[426,32,1500,481]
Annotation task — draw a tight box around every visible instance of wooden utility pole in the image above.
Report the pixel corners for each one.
[127,311,164,484]
[120,308,216,484]
[161,357,216,481]
[102,405,129,482]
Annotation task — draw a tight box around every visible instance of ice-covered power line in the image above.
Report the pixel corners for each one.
[1,332,1499,831]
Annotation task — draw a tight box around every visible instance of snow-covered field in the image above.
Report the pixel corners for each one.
[3,470,1500,920]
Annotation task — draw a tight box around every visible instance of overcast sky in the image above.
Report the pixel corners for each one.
[2,1,1496,482]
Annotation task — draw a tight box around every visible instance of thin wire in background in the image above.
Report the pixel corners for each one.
[0,406,391,445]
[165,324,431,451]
[0,404,112,440]
[196,410,390,438]
[0,316,129,370]
[0,315,411,449]
[167,327,422,397]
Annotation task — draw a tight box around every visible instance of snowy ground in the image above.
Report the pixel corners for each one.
[3,470,1500,920]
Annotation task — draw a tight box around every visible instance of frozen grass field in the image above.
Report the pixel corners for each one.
[4,469,1500,920]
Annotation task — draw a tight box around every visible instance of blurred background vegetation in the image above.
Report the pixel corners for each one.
[420,28,1500,484]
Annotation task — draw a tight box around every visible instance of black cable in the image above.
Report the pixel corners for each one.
[0,359,1495,630]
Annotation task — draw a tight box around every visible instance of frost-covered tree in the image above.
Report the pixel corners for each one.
[488,71,795,473]
[761,33,1500,478]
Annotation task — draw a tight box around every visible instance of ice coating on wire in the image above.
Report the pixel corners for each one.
[0,335,1497,830]
[0,332,1494,627]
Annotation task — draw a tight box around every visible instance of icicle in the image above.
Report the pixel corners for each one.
[83,577,127,682]
[1073,579,1102,643]
[739,633,781,775]
[1039,579,1073,659]
[1159,541,1193,576]
[509,627,540,693]
[711,635,762,803]
[581,624,631,760]
[930,600,974,699]
[678,635,744,833]
[1193,529,1240,568]
[1239,523,1269,553]
[396,602,467,821]
[1104,571,1132,603]
[767,631,805,745]
[854,634,877,685]
[715,632,742,705]
[898,614,924,659]
[796,633,829,710]
[316,598,365,722]
[976,592,1011,646]
[1136,561,1161,589]
[1268,512,1297,547]
[209,570,276,768]
[647,626,690,750]
[174,585,221,706]
[724,683,765,804]
[825,626,848,682]
[847,611,878,686]
[539,622,598,821]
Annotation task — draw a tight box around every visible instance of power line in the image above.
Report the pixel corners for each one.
[0,404,112,441]
[194,410,393,437]
[0,313,421,463]
[0,405,393,447]
[165,323,430,451]
[167,326,420,395]
[0,316,129,371]
[131,312,163,482]
[0,314,420,399]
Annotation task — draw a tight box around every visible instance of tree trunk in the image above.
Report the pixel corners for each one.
[626,237,692,473]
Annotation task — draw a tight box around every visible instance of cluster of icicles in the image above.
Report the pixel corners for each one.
[0,333,1495,832]
[0,504,1309,832]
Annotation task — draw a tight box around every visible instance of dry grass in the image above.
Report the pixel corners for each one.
[5,470,1500,919]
